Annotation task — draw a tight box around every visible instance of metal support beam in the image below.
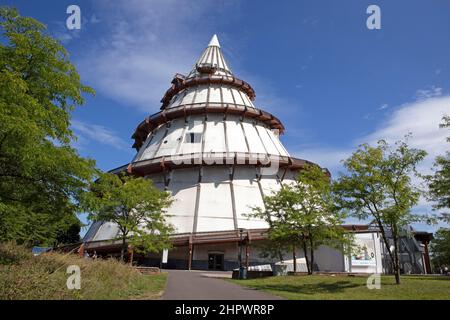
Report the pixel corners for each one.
[188,235,193,270]
[192,167,202,233]
[229,165,238,230]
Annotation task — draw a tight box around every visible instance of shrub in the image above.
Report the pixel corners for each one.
[0,243,166,300]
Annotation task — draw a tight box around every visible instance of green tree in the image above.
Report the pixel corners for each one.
[55,217,81,245]
[427,115,450,222]
[82,173,174,262]
[334,139,427,284]
[0,7,96,245]
[430,228,450,269]
[254,237,291,265]
[427,116,450,272]
[250,164,350,274]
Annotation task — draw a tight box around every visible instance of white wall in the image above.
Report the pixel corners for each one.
[344,232,383,274]
[314,245,345,272]
[196,167,234,232]
[165,168,199,234]
[233,167,268,229]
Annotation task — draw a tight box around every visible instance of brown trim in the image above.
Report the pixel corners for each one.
[342,224,371,231]
[132,103,285,150]
[423,241,432,274]
[117,156,329,179]
[127,154,314,176]
[160,75,256,109]
[413,232,433,274]
[82,225,380,253]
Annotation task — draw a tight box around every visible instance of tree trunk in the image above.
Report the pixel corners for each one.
[292,245,297,273]
[278,251,283,263]
[375,219,395,275]
[309,237,315,275]
[120,236,127,262]
[302,241,310,275]
[392,228,401,285]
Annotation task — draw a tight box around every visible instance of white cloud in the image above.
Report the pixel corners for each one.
[297,95,450,176]
[75,0,297,118]
[296,95,449,228]
[364,96,449,212]
[414,85,443,100]
[363,96,448,161]
[76,0,237,114]
[71,120,129,151]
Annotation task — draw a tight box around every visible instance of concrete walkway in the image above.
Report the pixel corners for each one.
[161,270,283,300]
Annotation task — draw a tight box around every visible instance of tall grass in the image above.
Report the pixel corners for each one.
[0,243,167,300]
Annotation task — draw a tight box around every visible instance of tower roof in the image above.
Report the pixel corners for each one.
[208,34,220,47]
[187,34,232,78]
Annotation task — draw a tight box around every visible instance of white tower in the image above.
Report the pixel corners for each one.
[85,35,319,242]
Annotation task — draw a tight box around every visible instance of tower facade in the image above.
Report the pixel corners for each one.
[84,35,321,268]
[129,34,316,235]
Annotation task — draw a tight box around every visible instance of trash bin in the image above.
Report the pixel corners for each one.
[273,264,288,276]
[239,266,247,279]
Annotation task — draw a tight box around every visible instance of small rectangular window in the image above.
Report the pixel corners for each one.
[185,132,202,143]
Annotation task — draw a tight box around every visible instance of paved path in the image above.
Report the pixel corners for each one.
[161,270,283,300]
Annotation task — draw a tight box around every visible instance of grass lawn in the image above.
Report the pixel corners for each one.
[0,243,168,300]
[228,275,450,300]
[123,272,167,300]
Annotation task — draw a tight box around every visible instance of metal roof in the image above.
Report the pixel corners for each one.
[187,34,232,78]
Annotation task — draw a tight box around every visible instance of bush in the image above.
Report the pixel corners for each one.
[0,243,166,300]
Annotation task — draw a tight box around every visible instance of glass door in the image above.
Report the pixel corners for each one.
[208,254,224,270]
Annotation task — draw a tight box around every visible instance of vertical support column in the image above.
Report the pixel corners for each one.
[280,167,288,182]
[371,232,379,274]
[175,117,188,155]
[256,167,266,200]
[200,114,208,156]
[245,244,249,269]
[78,243,85,257]
[423,240,431,274]
[239,118,251,153]
[223,114,229,156]
[188,235,193,270]
[153,124,170,157]
[229,165,238,230]
[192,167,202,233]
[245,230,251,269]
[253,121,269,155]
[132,131,153,163]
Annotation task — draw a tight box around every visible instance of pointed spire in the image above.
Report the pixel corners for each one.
[187,34,232,78]
[208,34,220,47]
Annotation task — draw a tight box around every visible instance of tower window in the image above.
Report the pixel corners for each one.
[185,132,202,143]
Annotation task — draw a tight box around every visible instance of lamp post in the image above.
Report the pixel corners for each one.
[238,228,247,279]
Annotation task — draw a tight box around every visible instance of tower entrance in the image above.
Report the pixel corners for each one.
[208,253,224,270]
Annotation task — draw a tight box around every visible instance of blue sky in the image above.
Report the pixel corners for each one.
[2,0,449,233]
